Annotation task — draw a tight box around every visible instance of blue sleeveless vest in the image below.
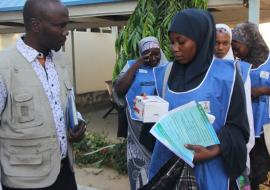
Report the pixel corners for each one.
[250,55,270,137]
[126,60,165,121]
[149,59,236,190]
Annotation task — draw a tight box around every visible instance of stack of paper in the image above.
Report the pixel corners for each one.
[150,101,220,167]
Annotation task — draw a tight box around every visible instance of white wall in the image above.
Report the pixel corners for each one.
[259,22,270,48]
[64,31,116,94]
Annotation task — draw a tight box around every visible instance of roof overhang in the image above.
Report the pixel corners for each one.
[0,0,137,34]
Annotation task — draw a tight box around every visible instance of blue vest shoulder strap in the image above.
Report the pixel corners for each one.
[153,62,172,97]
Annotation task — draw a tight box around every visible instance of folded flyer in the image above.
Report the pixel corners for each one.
[150,101,220,167]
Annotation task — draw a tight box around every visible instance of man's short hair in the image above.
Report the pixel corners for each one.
[23,0,62,31]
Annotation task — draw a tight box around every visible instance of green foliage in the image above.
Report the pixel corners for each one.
[112,139,128,174]
[72,132,127,174]
[112,0,208,81]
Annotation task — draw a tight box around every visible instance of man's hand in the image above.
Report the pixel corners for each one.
[185,144,221,163]
[68,120,86,143]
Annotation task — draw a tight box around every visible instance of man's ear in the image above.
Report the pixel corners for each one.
[31,18,41,33]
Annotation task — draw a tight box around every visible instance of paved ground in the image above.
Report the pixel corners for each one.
[78,101,119,141]
[76,102,130,190]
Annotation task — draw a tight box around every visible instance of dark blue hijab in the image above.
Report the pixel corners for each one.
[168,9,216,92]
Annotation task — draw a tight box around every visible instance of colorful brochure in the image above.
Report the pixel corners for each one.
[150,101,220,167]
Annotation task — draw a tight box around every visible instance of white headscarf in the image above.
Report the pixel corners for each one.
[138,36,168,66]
[215,24,234,60]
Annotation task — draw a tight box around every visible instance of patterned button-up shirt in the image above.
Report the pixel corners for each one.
[0,37,68,158]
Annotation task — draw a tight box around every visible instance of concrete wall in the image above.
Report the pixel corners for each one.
[259,23,270,47]
[64,31,116,94]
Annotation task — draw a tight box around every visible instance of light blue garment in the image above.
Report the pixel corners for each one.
[250,54,270,137]
[149,59,236,190]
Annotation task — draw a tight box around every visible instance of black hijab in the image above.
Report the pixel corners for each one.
[168,9,216,92]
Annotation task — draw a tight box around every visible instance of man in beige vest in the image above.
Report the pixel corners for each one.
[0,0,86,189]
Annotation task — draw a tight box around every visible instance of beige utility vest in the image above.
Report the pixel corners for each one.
[0,46,73,188]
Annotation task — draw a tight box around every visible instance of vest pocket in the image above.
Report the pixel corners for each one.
[14,93,35,123]
[10,154,42,165]
[11,92,44,129]
[1,140,57,177]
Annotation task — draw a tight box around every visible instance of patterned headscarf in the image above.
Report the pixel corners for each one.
[232,22,269,67]
[138,36,168,66]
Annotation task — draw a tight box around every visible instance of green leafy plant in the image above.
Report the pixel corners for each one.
[72,132,127,174]
[112,139,128,174]
[112,0,208,81]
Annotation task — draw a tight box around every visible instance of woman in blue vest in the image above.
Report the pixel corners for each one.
[114,36,168,190]
[148,9,250,190]
[215,24,255,189]
[232,22,270,190]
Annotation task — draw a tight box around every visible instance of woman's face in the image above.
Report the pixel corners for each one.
[142,48,161,67]
[231,40,249,59]
[214,31,231,59]
[169,32,197,64]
